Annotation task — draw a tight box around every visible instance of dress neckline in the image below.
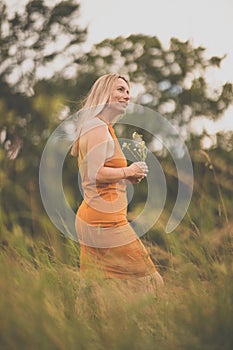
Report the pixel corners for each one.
[97,116,113,126]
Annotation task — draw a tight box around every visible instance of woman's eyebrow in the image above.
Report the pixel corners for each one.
[116,84,130,90]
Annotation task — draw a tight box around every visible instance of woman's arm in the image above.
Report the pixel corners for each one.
[96,162,147,183]
[84,124,147,183]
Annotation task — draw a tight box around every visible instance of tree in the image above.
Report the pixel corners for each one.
[0,0,87,151]
[0,0,87,234]
[73,34,233,148]
[0,0,86,91]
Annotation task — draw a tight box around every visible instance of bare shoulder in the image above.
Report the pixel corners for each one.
[81,118,108,138]
[80,119,110,153]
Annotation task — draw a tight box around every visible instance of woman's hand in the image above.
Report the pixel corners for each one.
[126,176,144,184]
[124,162,148,181]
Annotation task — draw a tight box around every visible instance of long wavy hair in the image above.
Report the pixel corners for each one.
[70,73,129,157]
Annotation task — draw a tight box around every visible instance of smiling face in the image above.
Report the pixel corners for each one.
[108,77,130,114]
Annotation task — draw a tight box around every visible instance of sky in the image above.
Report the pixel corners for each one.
[6,0,233,133]
[79,0,233,84]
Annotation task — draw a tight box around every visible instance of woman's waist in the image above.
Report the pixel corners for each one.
[83,180,126,197]
[104,157,127,168]
[79,192,128,214]
[76,200,128,227]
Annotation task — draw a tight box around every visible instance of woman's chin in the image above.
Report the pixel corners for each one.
[114,104,127,114]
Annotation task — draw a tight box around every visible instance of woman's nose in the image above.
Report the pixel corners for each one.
[124,92,130,100]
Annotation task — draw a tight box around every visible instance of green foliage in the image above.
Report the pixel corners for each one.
[0,211,233,349]
[0,0,86,171]
[0,0,87,92]
[0,0,87,160]
[76,34,233,127]
[0,0,86,234]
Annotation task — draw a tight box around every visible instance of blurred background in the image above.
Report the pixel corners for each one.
[0,1,233,348]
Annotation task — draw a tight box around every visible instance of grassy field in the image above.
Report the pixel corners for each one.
[0,214,232,350]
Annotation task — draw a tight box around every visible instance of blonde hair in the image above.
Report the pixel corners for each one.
[70,73,129,157]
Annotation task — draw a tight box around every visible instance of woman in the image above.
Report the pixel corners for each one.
[71,73,163,290]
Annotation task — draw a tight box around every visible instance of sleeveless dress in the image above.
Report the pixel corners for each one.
[75,120,157,279]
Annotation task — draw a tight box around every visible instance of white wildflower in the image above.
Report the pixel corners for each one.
[122,131,148,162]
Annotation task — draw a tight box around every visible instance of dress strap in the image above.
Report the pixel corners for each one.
[107,123,116,139]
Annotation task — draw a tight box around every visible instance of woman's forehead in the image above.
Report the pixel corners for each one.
[116,77,129,87]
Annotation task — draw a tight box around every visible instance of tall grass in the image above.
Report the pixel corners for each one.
[1,216,232,350]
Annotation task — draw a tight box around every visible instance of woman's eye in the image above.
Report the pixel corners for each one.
[118,87,123,91]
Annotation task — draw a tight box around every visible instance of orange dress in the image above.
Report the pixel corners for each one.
[75,121,156,279]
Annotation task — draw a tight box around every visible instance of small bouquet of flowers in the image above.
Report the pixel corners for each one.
[122,131,148,162]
